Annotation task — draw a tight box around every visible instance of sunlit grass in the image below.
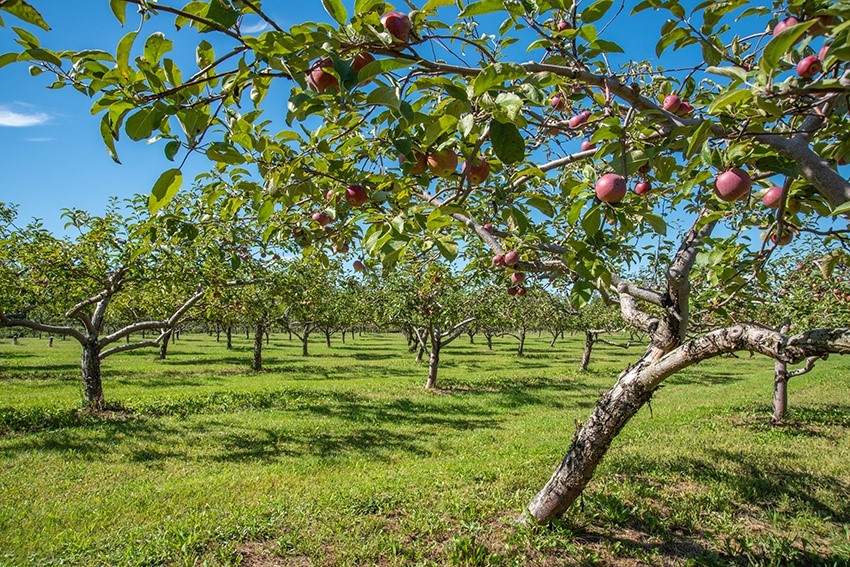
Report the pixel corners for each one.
[0,331,848,565]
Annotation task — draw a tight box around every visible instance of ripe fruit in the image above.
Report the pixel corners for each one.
[662,94,681,113]
[773,16,799,36]
[504,250,520,266]
[334,241,349,254]
[771,231,793,246]
[763,185,783,209]
[483,223,494,234]
[345,184,368,207]
[635,181,651,195]
[819,43,829,63]
[511,272,526,284]
[381,11,411,43]
[550,94,566,110]
[595,173,627,203]
[556,19,572,31]
[714,168,751,202]
[401,150,428,175]
[580,140,596,152]
[797,55,821,78]
[568,112,589,129]
[307,59,338,93]
[492,254,505,267]
[516,287,527,297]
[462,158,490,184]
[326,189,338,201]
[427,149,458,178]
[638,163,651,174]
[312,211,331,226]
[677,101,694,116]
[352,51,375,73]
[508,287,518,296]
[353,260,365,272]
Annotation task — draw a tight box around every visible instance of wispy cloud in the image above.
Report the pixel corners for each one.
[242,20,271,34]
[25,137,53,142]
[0,106,49,127]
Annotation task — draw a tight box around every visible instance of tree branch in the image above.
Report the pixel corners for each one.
[0,313,87,344]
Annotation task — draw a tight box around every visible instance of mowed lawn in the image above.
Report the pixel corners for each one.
[0,331,848,566]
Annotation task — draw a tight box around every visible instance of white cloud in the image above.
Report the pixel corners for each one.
[242,20,271,34]
[0,106,49,127]
[24,137,52,142]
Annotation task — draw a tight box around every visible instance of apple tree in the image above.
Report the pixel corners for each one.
[5,0,850,524]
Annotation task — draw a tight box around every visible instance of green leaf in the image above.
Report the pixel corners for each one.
[116,30,137,80]
[148,168,183,213]
[109,0,127,25]
[705,65,748,83]
[257,200,274,224]
[1,0,50,30]
[685,120,713,158]
[642,213,667,235]
[354,0,383,14]
[761,19,817,73]
[706,88,752,115]
[357,57,413,83]
[99,115,121,164]
[125,107,162,141]
[459,0,504,17]
[366,85,400,109]
[0,52,17,69]
[206,142,246,165]
[321,0,348,25]
[582,0,613,23]
[143,32,172,64]
[471,62,526,97]
[830,200,850,217]
[489,120,525,165]
[492,92,523,123]
[434,235,458,261]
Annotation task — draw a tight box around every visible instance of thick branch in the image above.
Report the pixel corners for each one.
[441,317,477,346]
[99,330,169,359]
[787,356,820,378]
[0,314,87,344]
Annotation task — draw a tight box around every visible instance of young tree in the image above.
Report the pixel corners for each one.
[6,0,850,524]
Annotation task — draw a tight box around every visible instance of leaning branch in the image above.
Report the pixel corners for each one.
[0,314,87,344]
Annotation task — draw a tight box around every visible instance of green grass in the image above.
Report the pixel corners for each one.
[0,331,848,566]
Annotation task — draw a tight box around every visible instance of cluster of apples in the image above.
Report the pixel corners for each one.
[403,149,491,184]
[306,11,412,93]
[662,94,694,116]
[490,249,527,295]
[772,14,833,79]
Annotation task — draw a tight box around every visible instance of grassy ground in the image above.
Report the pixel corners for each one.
[0,331,848,566]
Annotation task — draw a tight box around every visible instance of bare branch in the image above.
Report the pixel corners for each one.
[0,313,88,344]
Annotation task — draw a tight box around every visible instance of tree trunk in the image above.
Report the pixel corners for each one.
[49,336,54,348]
[486,333,493,350]
[302,331,309,356]
[226,326,233,350]
[325,329,331,348]
[468,330,475,344]
[246,328,250,340]
[772,360,788,424]
[416,345,425,363]
[580,331,596,371]
[341,329,346,344]
[158,329,172,360]
[81,341,104,411]
[526,350,656,523]
[517,327,526,357]
[253,324,264,371]
[426,344,440,389]
[216,328,220,342]
[266,330,270,346]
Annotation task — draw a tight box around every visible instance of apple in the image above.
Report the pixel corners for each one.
[568,113,588,128]
[797,55,821,78]
[508,287,518,296]
[504,250,520,266]
[326,189,338,202]
[635,181,651,195]
[483,223,494,234]
[819,43,830,63]
[351,51,374,73]
[353,260,365,272]
[557,19,572,31]
[427,149,458,178]
[516,286,527,297]
[335,241,349,254]
[772,16,799,37]
[401,150,428,175]
[762,185,783,209]
[662,94,681,113]
[771,231,793,246]
[511,272,526,284]
[307,58,338,93]
[345,184,368,207]
[638,163,651,174]
[550,94,566,110]
[677,101,694,115]
[381,11,411,43]
[462,158,490,184]
[581,140,596,151]
[312,211,331,226]
[595,173,627,203]
[492,254,505,267]
[714,168,751,202]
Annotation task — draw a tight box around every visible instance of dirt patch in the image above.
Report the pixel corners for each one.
[237,542,311,566]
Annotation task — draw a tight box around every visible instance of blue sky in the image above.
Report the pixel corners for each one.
[0,1,783,234]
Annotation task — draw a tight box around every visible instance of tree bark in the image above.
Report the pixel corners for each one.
[517,327,526,357]
[301,331,309,356]
[226,326,232,350]
[772,360,789,424]
[485,333,493,350]
[426,344,440,389]
[81,341,104,411]
[325,329,331,348]
[580,331,596,371]
[416,345,425,363]
[158,329,172,360]
[468,330,475,344]
[253,323,264,371]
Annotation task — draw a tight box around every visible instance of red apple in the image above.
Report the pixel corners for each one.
[334,241,349,254]
[550,94,566,110]
[345,184,368,207]
[819,43,830,63]
[714,168,751,202]
[462,158,490,184]
[773,16,799,36]
[516,286,527,297]
[568,113,588,128]
[306,58,338,93]
[797,55,821,78]
[352,51,374,73]
[492,254,505,267]
[312,211,331,226]
[326,189,338,201]
[427,149,458,178]
[662,94,681,113]
[504,250,520,266]
[771,231,793,246]
[595,173,627,203]
[677,101,694,115]
[635,181,651,195]
[353,260,365,272]
[581,140,596,152]
[483,223,494,234]
[433,275,442,283]
[762,185,783,209]
[557,19,572,31]
[511,272,526,284]
[638,163,651,174]
[380,11,411,43]
[508,287,518,296]
[401,150,428,175]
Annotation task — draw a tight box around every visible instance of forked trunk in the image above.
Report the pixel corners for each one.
[486,333,493,350]
[253,324,264,371]
[341,330,346,344]
[527,349,656,523]
[468,330,475,344]
[81,341,104,411]
[772,360,788,424]
[425,345,440,389]
[580,331,596,371]
[226,326,233,350]
[158,329,172,360]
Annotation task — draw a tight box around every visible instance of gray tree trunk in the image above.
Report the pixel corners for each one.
[580,331,596,371]
[426,345,440,389]
[253,324,264,371]
[81,341,104,411]
[226,326,233,350]
[158,329,172,360]
[517,327,526,357]
[772,359,788,424]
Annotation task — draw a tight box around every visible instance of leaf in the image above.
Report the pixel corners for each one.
[257,200,274,224]
[0,52,16,69]
[471,62,526,97]
[99,115,121,164]
[366,85,400,109]
[685,120,713,158]
[642,213,667,235]
[492,92,523,123]
[705,65,748,83]
[707,88,752,115]
[489,120,525,165]
[582,0,613,23]
[143,32,172,64]
[830,200,850,217]
[0,0,50,30]
[354,0,383,14]
[109,0,127,25]
[761,19,817,73]
[434,235,458,261]
[357,57,413,83]
[321,0,348,25]
[148,168,183,213]
[116,30,137,80]
[459,0,504,17]
[125,107,162,141]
